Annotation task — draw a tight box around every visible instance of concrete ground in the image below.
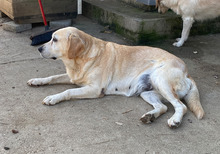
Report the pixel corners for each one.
[0,15,220,154]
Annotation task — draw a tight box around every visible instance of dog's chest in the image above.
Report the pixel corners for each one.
[66,67,88,85]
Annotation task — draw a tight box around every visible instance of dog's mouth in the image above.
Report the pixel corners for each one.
[40,53,57,60]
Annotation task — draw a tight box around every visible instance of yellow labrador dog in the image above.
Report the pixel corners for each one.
[156,0,220,47]
[27,27,204,128]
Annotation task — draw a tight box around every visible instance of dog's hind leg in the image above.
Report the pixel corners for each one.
[150,68,189,127]
[173,17,194,47]
[140,91,168,124]
[155,82,187,128]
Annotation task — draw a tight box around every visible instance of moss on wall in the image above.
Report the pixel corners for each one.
[137,31,167,45]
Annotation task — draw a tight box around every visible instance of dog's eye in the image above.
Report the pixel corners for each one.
[53,37,58,42]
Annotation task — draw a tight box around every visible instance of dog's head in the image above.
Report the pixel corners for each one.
[156,0,169,14]
[38,27,85,60]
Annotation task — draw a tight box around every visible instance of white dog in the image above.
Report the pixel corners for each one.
[156,0,220,47]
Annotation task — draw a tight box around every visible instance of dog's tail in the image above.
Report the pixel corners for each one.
[184,77,205,119]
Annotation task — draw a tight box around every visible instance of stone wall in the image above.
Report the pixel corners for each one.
[119,0,155,11]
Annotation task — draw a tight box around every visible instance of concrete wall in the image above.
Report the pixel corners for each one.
[120,0,143,6]
[118,0,155,11]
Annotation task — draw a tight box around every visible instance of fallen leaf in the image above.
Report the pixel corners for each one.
[122,109,133,114]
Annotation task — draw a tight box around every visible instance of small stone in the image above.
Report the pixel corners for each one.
[214,75,218,79]
[187,119,192,123]
[4,147,10,150]
[193,51,198,54]
[115,122,123,126]
[12,129,19,134]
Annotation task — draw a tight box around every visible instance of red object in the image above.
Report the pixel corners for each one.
[38,0,48,28]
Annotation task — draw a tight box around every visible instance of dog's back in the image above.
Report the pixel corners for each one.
[171,0,220,20]
[189,0,220,20]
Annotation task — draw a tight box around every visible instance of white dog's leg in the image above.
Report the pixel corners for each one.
[167,99,187,128]
[27,73,71,86]
[157,84,187,128]
[150,73,188,128]
[173,17,194,47]
[42,86,102,105]
[140,91,168,123]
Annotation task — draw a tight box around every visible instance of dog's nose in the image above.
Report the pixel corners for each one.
[38,46,43,53]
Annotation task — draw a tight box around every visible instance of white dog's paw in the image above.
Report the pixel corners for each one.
[27,78,45,86]
[42,94,61,106]
[167,117,182,128]
[173,41,184,47]
[140,113,156,124]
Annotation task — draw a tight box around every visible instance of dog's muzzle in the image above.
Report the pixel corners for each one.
[37,46,57,60]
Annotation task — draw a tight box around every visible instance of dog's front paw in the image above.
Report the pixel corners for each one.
[42,94,61,106]
[173,40,184,47]
[27,78,46,86]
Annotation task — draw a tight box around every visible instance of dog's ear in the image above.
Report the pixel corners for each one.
[67,34,85,59]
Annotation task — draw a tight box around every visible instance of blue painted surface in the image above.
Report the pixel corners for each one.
[136,0,156,5]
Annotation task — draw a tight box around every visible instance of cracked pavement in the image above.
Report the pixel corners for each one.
[0,15,220,154]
